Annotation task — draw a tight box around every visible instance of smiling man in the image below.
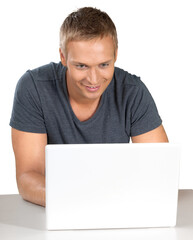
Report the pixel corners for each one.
[10,7,168,207]
[60,36,117,121]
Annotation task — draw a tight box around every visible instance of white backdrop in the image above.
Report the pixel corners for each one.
[0,0,192,194]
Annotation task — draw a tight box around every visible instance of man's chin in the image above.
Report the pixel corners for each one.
[82,91,102,103]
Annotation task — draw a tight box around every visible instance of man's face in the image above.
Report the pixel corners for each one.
[60,36,117,103]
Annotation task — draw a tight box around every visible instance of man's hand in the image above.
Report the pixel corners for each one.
[11,128,47,207]
[131,124,169,143]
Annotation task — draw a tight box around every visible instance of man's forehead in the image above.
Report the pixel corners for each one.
[68,35,114,46]
[66,37,115,63]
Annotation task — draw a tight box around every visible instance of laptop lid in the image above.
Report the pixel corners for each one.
[46,143,180,230]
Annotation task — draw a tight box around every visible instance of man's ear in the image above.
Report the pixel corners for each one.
[59,48,67,66]
[114,48,118,63]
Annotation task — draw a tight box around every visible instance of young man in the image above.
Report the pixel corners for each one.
[10,7,168,207]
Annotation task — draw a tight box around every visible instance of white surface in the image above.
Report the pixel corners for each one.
[0,190,193,240]
[46,143,180,230]
[1,0,193,194]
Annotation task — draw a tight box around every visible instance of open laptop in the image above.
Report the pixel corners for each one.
[45,143,180,230]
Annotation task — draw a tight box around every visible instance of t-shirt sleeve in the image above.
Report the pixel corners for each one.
[9,71,47,133]
[129,78,162,137]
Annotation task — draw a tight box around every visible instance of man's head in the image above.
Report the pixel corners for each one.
[59,7,118,58]
[59,7,118,104]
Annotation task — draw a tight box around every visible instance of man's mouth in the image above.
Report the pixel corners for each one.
[85,85,100,92]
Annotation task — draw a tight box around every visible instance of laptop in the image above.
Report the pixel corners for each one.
[45,143,180,230]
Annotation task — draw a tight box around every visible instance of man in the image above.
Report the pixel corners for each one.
[10,7,168,207]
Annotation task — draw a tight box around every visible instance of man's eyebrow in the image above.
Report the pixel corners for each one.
[72,61,87,65]
[72,59,113,65]
[100,59,113,64]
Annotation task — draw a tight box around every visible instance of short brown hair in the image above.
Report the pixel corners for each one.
[60,7,118,56]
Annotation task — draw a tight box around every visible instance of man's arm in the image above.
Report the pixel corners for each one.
[131,124,169,143]
[11,128,47,207]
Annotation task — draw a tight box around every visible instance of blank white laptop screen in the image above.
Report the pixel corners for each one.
[45,143,180,230]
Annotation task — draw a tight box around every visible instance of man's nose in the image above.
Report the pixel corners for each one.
[88,68,99,84]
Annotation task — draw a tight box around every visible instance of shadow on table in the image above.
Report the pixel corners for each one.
[176,190,193,228]
[0,194,45,230]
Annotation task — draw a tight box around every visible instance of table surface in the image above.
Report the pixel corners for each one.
[0,190,192,240]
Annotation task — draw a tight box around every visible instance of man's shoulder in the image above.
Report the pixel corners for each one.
[15,62,65,94]
[113,67,153,101]
[114,67,142,87]
[27,62,65,83]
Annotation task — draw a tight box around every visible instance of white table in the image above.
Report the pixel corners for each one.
[0,190,192,240]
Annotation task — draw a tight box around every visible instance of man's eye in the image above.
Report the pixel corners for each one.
[76,64,87,69]
[100,63,109,68]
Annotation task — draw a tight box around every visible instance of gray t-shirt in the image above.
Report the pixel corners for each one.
[10,62,162,143]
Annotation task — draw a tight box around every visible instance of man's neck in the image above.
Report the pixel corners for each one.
[69,96,101,122]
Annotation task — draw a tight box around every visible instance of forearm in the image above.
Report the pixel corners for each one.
[17,171,45,207]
